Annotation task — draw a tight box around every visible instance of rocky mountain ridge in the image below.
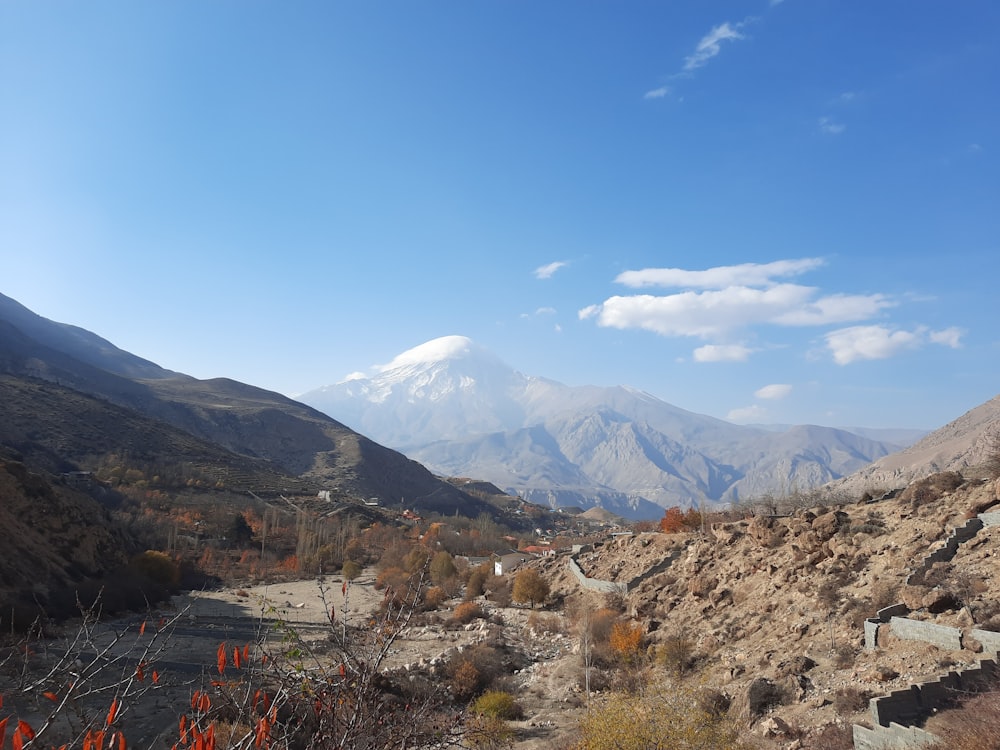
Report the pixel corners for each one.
[0,293,494,518]
[300,336,905,518]
[832,395,1000,497]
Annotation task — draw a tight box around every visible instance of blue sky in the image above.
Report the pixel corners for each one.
[2,1,997,431]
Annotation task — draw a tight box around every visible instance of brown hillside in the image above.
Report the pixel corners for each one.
[534,473,1000,742]
[0,458,134,627]
[832,394,1000,495]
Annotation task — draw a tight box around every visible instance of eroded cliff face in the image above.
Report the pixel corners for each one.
[0,459,134,626]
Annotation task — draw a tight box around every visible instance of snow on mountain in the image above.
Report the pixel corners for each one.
[298,337,899,519]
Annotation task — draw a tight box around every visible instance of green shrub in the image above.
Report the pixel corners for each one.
[472,690,523,720]
[129,550,180,587]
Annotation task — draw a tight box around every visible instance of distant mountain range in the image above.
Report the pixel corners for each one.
[299,336,922,518]
[0,293,495,518]
[831,394,1000,495]
[4,290,993,523]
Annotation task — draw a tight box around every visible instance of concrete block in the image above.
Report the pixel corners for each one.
[866,619,881,650]
[872,686,923,727]
[972,628,1000,655]
[979,511,1000,527]
[890,616,962,650]
[876,603,910,622]
[956,659,996,691]
[915,679,953,709]
[853,722,940,749]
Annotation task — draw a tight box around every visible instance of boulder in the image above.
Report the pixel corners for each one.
[747,677,785,717]
[812,510,849,541]
[748,516,789,548]
[759,716,793,737]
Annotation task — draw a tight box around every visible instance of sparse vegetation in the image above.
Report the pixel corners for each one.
[654,631,696,676]
[577,680,752,749]
[832,686,871,715]
[928,679,1000,750]
[472,690,523,720]
[4,401,1000,750]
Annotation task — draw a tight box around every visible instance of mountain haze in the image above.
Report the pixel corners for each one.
[300,336,901,518]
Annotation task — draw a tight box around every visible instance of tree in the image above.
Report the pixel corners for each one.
[511,567,549,609]
[683,507,703,532]
[609,620,644,663]
[227,512,254,548]
[659,507,685,534]
[429,550,457,585]
[465,563,491,600]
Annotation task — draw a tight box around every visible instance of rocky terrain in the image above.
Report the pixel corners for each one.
[831,395,1000,496]
[533,472,1000,746]
[6,467,998,749]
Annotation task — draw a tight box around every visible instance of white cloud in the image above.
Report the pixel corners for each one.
[580,283,886,338]
[824,325,922,364]
[755,383,792,400]
[583,260,961,368]
[819,116,846,135]
[615,258,825,289]
[728,404,767,422]
[535,306,556,315]
[684,22,746,71]
[534,261,568,279]
[929,327,964,348]
[554,323,563,333]
[693,344,753,362]
[644,86,670,99]
[340,371,368,382]
[825,325,964,364]
[773,292,894,325]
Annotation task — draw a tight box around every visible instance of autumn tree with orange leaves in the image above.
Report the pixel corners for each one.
[659,506,703,534]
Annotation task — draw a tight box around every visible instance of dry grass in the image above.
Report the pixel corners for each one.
[802,723,855,750]
[832,686,871,716]
[928,687,1000,750]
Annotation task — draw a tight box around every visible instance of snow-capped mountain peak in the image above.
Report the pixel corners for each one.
[297,336,902,518]
[376,335,488,371]
[299,337,531,446]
